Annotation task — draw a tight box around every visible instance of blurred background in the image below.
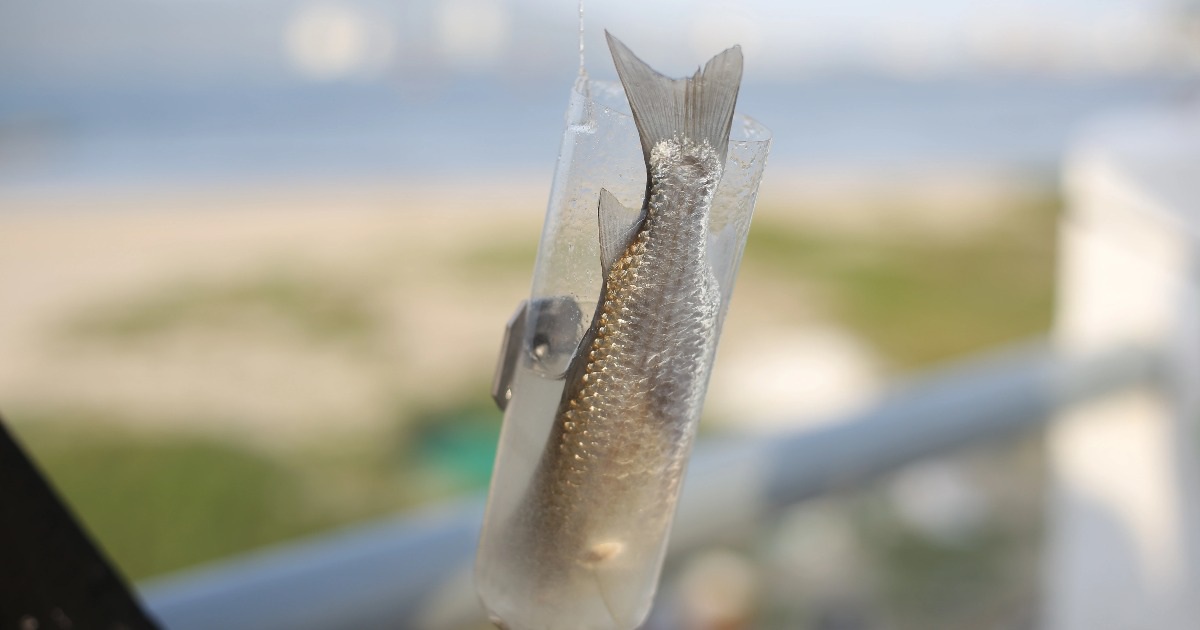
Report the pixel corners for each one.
[1,0,1198,628]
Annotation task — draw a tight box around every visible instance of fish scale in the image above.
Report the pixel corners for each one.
[520,138,723,584]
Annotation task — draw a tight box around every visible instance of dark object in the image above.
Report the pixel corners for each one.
[0,414,161,630]
[491,296,584,411]
[491,299,528,411]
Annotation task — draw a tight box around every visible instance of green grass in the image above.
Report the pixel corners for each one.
[743,196,1059,368]
[11,191,1061,595]
[454,240,539,277]
[8,395,504,581]
[13,421,333,580]
[64,270,379,347]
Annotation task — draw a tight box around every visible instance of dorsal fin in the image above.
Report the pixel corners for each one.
[605,31,743,165]
[597,188,644,277]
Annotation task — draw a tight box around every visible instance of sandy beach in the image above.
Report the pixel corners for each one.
[0,180,550,444]
[0,168,1042,446]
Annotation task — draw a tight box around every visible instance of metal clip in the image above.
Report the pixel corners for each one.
[492,300,528,411]
[491,296,585,411]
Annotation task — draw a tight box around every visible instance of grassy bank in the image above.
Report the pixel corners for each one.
[4,181,1059,630]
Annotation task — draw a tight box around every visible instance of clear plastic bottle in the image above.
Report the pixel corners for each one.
[475,76,770,630]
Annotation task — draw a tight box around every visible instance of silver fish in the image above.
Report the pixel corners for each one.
[509,32,744,616]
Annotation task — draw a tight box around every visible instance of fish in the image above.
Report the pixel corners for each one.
[505,31,744,623]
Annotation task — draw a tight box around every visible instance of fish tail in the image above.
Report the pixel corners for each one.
[605,31,743,165]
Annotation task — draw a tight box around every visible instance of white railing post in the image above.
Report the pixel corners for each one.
[1046,105,1200,630]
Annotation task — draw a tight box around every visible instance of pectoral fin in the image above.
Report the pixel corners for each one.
[597,188,644,277]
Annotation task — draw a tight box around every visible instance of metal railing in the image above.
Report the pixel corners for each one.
[137,340,1158,630]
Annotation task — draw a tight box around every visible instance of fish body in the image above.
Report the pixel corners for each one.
[524,139,723,563]
[501,33,744,628]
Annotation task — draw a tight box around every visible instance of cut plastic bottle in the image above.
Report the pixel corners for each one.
[475,75,771,630]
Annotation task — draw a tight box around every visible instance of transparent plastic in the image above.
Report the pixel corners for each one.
[475,76,771,630]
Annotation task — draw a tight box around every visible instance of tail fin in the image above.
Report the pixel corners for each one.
[605,31,743,166]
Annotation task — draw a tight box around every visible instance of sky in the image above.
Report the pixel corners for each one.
[578,0,1187,78]
[0,0,1195,188]
[0,0,1194,89]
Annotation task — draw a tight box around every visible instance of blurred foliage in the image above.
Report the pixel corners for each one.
[13,419,329,579]
[11,190,1060,615]
[63,270,380,347]
[865,493,1040,629]
[454,240,539,277]
[10,397,500,579]
[744,194,1058,369]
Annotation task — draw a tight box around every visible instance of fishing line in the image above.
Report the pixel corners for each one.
[578,0,586,77]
